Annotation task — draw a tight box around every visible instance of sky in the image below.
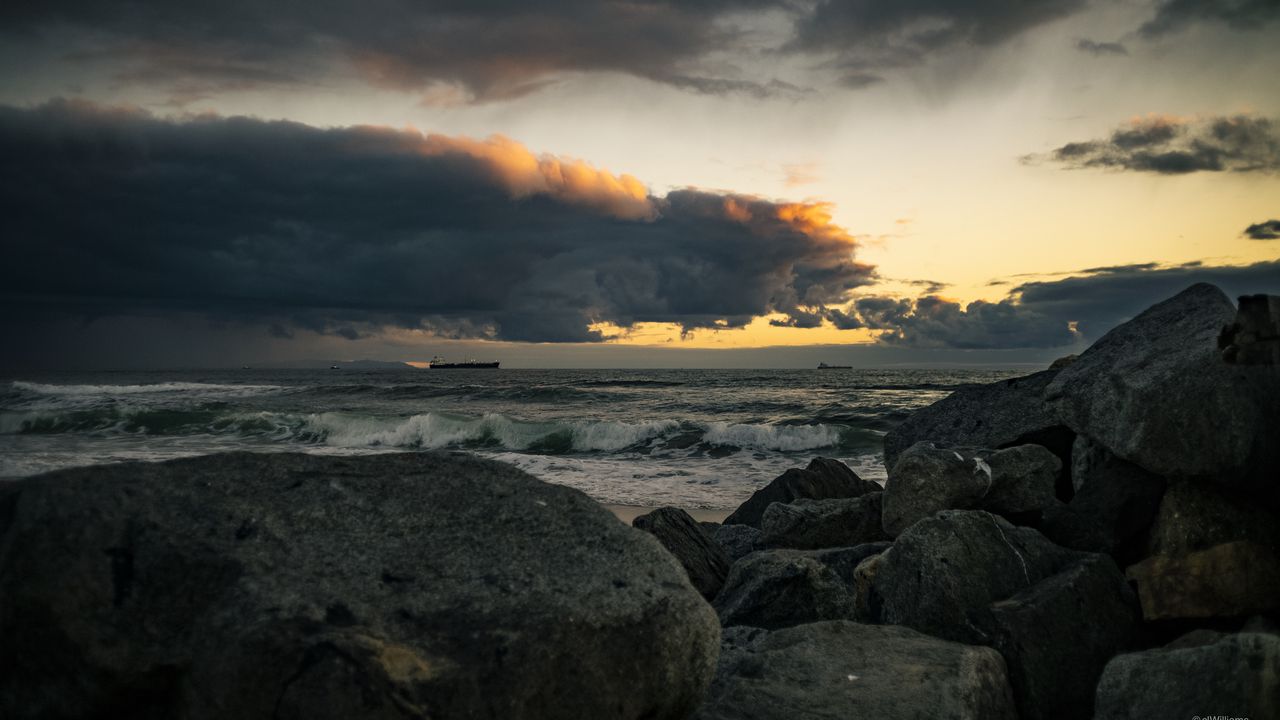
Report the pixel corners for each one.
[1,0,1278,369]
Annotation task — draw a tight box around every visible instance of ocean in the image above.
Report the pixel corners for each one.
[0,368,1023,509]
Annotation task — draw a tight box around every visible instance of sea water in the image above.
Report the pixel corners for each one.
[0,368,1023,509]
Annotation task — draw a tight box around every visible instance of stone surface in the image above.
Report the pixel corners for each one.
[873,510,1080,644]
[1220,293,1280,365]
[722,458,878,528]
[882,368,1072,472]
[1125,540,1280,620]
[695,621,1017,720]
[759,492,889,550]
[1095,632,1280,720]
[712,524,762,563]
[1038,447,1166,564]
[1045,283,1280,486]
[713,546,884,630]
[882,443,993,537]
[973,555,1138,720]
[1146,480,1280,556]
[981,444,1060,516]
[633,506,731,600]
[0,452,720,720]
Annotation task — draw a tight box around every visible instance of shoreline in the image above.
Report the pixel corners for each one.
[605,504,732,525]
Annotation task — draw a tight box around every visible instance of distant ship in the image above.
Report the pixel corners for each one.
[817,362,852,369]
[429,356,499,369]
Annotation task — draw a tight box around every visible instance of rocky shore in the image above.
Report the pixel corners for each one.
[2,283,1278,718]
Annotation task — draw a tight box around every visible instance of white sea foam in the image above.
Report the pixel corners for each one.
[701,421,842,451]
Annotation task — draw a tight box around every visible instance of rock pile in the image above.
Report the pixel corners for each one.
[670,283,1277,719]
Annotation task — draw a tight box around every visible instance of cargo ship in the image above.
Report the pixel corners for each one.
[429,356,499,369]
[817,362,852,369]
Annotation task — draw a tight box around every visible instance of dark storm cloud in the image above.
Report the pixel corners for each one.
[1037,115,1280,174]
[1244,219,1280,240]
[1139,0,1280,38]
[0,0,788,102]
[835,260,1280,349]
[0,100,875,344]
[1075,39,1128,56]
[788,0,1088,72]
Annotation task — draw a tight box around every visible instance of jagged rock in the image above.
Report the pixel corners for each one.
[759,493,889,550]
[633,507,731,600]
[873,510,1079,644]
[1038,447,1165,564]
[1146,480,1280,556]
[713,545,885,630]
[1125,540,1280,620]
[882,443,993,537]
[981,444,1060,516]
[1094,632,1280,719]
[695,621,1017,720]
[882,368,1073,476]
[722,458,878,528]
[973,555,1138,720]
[0,452,719,720]
[1045,283,1280,487]
[1220,293,1280,365]
[712,524,763,563]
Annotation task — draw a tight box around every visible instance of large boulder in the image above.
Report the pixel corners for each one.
[633,507,731,599]
[722,458,879,528]
[973,555,1138,720]
[882,368,1073,476]
[1038,446,1166,565]
[981,444,1060,517]
[1094,631,1280,719]
[872,510,1079,643]
[1045,283,1280,487]
[1125,540,1280,620]
[882,443,993,537]
[1145,480,1280,556]
[0,452,720,720]
[713,545,885,630]
[759,493,889,550]
[712,524,762,563]
[696,621,1017,720]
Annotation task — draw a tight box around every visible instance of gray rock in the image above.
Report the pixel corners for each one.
[1220,293,1280,365]
[722,458,878,528]
[759,492,889,550]
[883,368,1072,474]
[633,507,732,600]
[1146,480,1280,556]
[981,444,1060,516]
[1038,447,1165,564]
[712,524,763,563]
[873,510,1079,644]
[973,555,1138,720]
[1045,283,1280,486]
[882,443,994,537]
[714,546,884,630]
[1069,434,1110,492]
[1125,540,1280,620]
[0,452,719,720]
[696,621,1017,720]
[1094,632,1280,720]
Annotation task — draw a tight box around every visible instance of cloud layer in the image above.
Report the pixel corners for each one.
[0,100,874,344]
[5,0,1274,102]
[839,260,1280,349]
[1038,114,1280,174]
[1245,219,1280,240]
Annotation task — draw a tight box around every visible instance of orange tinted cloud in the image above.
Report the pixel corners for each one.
[415,133,656,221]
